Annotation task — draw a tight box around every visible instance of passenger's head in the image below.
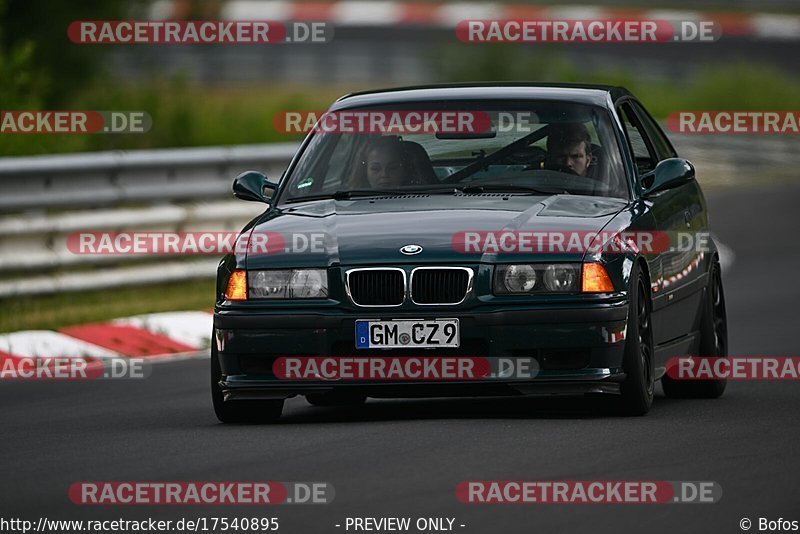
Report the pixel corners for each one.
[546,123,594,177]
[361,136,407,189]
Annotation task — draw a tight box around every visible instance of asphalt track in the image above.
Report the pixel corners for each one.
[2,184,799,534]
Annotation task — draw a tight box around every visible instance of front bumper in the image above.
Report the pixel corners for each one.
[214,302,629,400]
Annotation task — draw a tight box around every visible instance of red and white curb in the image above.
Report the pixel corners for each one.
[112,311,215,350]
[147,0,800,41]
[0,311,212,371]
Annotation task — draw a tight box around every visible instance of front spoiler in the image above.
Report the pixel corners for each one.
[220,370,626,401]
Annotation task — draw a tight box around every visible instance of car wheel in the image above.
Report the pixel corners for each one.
[211,342,283,423]
[662,261,728,399]
[306,393,367,407]
[617,264,655,415]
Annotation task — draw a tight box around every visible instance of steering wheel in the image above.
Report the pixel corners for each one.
[502,146,547,166]
[541,162,617,197]
[543,162,581,176]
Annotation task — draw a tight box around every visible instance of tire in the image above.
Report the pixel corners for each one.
[211,343,283,423]
[306,393,367,407]
[662,261,728,399]
[617,263,655,415]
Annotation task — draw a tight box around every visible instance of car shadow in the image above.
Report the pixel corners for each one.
[276,394,636,424]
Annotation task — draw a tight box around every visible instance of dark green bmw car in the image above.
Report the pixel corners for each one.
[212,83,728,422]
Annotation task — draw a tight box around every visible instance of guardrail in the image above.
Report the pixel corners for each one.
[0,134,794,297]
[0,143,298,212]
[0,143,299,297]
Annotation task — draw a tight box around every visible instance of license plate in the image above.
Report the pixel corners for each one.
[355,319,460,349]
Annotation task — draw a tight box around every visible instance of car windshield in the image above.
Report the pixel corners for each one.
[280,100,629,203]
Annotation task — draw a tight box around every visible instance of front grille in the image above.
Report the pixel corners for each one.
[411,268,471,305]
[347,269,405,306]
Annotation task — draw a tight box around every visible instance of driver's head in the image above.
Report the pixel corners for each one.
[546,123,594,177]
[363,136,407,188]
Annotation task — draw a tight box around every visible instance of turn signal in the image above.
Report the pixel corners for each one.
[582,263,615,293]
[225,270,248,300]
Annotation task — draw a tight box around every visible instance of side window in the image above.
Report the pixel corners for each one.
[618,103,658,176]
[319,135,357,192]
[630,101,676,162]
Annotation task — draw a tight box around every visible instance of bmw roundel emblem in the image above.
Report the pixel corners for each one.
[400,244,423,255]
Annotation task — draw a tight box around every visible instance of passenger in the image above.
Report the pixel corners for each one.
[348,136,409,189]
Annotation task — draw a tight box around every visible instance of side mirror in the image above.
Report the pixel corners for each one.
[642,158,695,196]
[232,171,278,203]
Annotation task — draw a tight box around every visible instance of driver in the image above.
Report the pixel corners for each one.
[545,123,594,177]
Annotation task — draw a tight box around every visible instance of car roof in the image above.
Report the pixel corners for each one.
[331,82,632,110]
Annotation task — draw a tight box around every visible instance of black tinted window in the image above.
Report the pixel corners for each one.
[630,100,676,162]
[618,103,657,175]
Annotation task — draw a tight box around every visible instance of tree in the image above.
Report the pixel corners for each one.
[0,0,128,106]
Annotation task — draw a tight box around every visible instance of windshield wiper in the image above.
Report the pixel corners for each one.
[332,189,410,199]
[285,187,469,203]
[284,189,407,203]
[460,184,566,195]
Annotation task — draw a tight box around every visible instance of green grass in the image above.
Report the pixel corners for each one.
[0,278,216,334]
[0,81,353,156]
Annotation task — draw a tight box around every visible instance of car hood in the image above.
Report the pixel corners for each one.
[246,194,627,268]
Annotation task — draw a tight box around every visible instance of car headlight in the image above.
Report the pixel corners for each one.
[496,264,536,293]
[494,264,579,294]
[248,269,328,299]
[544,264,578,291]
